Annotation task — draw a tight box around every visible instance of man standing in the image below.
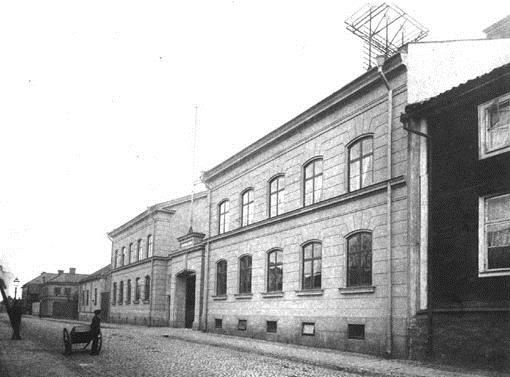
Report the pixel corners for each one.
[90,309,101,355]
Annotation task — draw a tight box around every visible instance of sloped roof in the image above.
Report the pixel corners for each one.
[22,272,58,288]
[108,191,207,237]
[46,272,89,284]
[406,61,510,115]
[80,265,111,283]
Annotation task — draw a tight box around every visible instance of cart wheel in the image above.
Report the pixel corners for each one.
[62,328,72,355]
[97,332,102,353]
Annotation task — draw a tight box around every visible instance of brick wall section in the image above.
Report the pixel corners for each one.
[205,68,411,358]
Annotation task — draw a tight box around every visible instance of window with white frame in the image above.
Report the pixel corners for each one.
[218,200,230,234]
[479,192,510,276]
[269,175,284,218]
[241,189,254,226]
[479,92,510,158]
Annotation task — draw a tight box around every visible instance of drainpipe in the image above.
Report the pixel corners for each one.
[401,113,432,356]
[377,57,393,358]
[202,185,212,332]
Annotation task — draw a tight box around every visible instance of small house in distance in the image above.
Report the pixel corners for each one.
[78,265,111,322]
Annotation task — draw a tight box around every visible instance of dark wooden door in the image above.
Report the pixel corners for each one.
[100,292,110,321]
[184,275,195,328]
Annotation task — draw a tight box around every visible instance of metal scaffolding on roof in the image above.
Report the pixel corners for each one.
[345,3,429,70]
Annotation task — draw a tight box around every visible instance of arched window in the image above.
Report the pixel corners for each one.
[348,136,373,191]
[302,242,322,289]
[144,275,151,301]
[216,260,227,296]
[135,277,141,301]
[303,158,323,206]
[126,279,131,304]
[121,247,126,266]
[218,200,230,234]
[128,243,133,264]
[269,175,284,218]
[239,255,252,294]
[147,235,153,258]
[347,232,372,287]
[267,249,283,292]
[137,239,142,262]
[112,282,117,305]
[119,281,124,304]
[241,189,254,226]
[114,250,118,268]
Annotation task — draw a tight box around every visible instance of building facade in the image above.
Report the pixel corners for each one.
[405,62,510,367]
[78,265,111,322]
[39,268,88,318]
[108,193,208,326]
[21,272,57,314]
[202,54,411,358]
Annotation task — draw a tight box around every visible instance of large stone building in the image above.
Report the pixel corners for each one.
[199,35,510,359]
[39,268,88,318]
[78,265,111,322]
[108,193,208,327]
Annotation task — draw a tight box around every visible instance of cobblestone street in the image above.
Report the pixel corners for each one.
[0,315,363,377]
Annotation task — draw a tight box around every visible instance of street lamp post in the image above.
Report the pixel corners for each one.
[13,277,20,300]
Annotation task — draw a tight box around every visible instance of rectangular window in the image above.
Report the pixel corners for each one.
[64,288,71,296]
[54,287,61,296]
[147,235,153,258]
[301,322,315,336]
[241,190,254,226]
[121,247,126,266]
[348,324,365,340]
[215,319,223,329]
[303,159,323,206]
[216,260,227,296]
[267,249,283,292]
[269,176,284,217]
[302,242,321,290]
[479,193,510,276]
[137,239,142,261]
[129,243,133,264]
[86,290,89,305]
[94,288,97,305]
[266,320,277,333]
[479,92,510,158]
[218,200,230,234]
[347,232,373,287]
[237,319,247,331]
[239,255,252,294]
[348,137,373,192]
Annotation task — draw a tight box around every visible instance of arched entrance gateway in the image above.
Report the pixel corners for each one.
[175,270,196,328]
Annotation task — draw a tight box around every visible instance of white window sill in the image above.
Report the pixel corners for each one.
[212,295,227,301]
[339,286,376,294]
[261,291,284,298]
[479,270,510,278]
[295,289,323,297]
[234,293,253,300]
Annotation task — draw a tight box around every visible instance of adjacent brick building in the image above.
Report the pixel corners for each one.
[21,272,57,314]
[78,265,111,322]
[39,268,88,318]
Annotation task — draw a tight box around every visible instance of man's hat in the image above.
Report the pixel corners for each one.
[94,309,101,315]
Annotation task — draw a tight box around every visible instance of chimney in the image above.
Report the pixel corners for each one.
[58,270,64,275]
[69,268,76,275]
[484,15,510,39]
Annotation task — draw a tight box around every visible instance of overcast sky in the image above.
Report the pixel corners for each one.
[0,0,508,295]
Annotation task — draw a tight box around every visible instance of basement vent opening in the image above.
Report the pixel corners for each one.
[348,324,365,340]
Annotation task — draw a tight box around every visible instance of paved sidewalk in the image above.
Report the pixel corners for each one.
[33,316,505,377]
